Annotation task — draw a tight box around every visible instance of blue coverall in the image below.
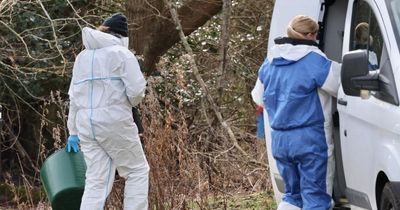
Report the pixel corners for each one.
[253,37,341,210]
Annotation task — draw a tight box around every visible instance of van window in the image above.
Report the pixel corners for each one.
[350,0,399,105]
[350,0,383,70]
[387,0,400,52]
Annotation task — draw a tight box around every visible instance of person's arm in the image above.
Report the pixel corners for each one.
[314,57,341,97]
[321,61,341,97]
[67,98,80,153]
[121,56,147,107]
[67,66,78,135]
[251,78,264,107]
[251,60,269,107]
[252,65,268,139]
[67,102,78,135]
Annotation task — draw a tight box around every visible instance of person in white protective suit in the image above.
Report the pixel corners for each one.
[66,13,149,210]
[251,15,341,210]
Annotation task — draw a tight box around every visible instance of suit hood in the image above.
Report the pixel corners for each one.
[82,27,129,50]
[267,37,325,66]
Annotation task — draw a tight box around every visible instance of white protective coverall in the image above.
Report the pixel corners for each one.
[67,27,149,210]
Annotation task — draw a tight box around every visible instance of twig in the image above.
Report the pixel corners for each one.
[37,0,67,75]
[66,0,95,28]
[0,0,14,14]
[0,20,59,62]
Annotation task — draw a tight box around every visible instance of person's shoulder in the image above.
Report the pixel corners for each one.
[304,50,330,63]
[300,51,332,74]
[74,49,92,63]
[106,45,130,53]
[76,49,88,56]
[105,45,135,60]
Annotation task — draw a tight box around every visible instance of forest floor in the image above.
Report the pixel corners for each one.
[0,191,276,210]
[186,191,276,210]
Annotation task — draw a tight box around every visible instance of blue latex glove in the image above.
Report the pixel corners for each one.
[67,135,80,153]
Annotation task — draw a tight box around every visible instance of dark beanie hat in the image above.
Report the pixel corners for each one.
[102,13,128,37]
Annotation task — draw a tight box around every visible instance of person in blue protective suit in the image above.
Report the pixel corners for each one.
[251,15,341,210]
[66,13,149,210]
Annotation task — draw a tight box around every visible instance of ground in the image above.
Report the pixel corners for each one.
[187,192,277,210]
[0,190,276,210]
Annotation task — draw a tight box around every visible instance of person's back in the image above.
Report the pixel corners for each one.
[72,31,133,110]
[260,45,332,130]
[70,27,146,137]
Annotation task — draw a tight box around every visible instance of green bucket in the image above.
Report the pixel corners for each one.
[40,148,86,210]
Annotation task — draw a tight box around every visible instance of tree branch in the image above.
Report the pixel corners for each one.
[129,0,223,74]
[37,0,67,75]
[164,0,267,168]
[217,0,231,101]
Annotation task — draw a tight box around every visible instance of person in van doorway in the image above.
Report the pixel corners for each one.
[354,22,378,70]
[66,13,149,210]
[251,15,341,210]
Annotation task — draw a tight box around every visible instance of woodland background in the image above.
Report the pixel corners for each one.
[0,0,274,209]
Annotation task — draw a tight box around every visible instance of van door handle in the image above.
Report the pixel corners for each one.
[338,98,348,106]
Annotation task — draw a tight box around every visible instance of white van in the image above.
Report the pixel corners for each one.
[264,0,400,209]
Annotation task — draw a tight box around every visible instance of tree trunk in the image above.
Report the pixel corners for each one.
[127,0,223,74]
[217,0,231,102]
[127,0,163,55]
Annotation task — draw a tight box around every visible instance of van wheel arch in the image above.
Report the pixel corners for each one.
[376,172,389,209]
[379,182,400,210]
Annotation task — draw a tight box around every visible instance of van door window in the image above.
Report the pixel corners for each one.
[350,0,383,70]
[350,0,399,105]
[387,0,400,52]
